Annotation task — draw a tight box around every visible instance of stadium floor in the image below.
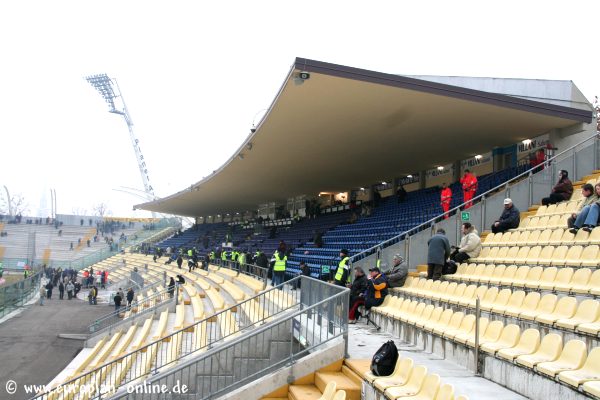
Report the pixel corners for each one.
[0,295,109,400]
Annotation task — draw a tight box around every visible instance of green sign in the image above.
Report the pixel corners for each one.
[461,212,470,221]
[321,265,330,274]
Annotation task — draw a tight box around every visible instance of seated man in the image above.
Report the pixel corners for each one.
[541,169,573,205]
[570,183,600,233]
[365,266,388,311]
[348,267,368,323]
[451,222,481,263]
[386,254,408,288]
[491,198,520,233]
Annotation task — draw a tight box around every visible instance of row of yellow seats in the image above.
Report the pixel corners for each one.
[518,214,570,231]
[534,200,583,217]
[362,355,465,400]
[471,244,600,267]
[397,279,600,334]
[483,227,600,247]
[447,264,600,295]
[371,296,600,396]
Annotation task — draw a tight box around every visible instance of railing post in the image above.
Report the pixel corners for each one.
[474,296,481,375]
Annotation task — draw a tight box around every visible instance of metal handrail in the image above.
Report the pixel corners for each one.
[350,133,600,263]
[87,286,176,334]
[0,271,42,318]
[111,276,349,399]
[31,276,305,400]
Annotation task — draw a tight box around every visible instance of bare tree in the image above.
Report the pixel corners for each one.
[0,191,29,216]
[71,207,88,216]
[92,203,111,217]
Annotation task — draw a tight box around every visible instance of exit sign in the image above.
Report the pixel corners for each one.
[461,212,470,221]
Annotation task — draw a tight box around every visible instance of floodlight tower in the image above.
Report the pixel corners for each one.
[85,74,156,199]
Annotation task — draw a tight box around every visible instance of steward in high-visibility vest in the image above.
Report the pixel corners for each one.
[187,249,193,258]
[209,251,215,261]
[273,251,287,272]
[334,249,350,286]
[221,251,228,261]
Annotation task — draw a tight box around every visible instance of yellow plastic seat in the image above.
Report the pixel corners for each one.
[475,265,496,284]
[569,268,593,294]
[454,318,489,345]
[536,339,587,377]
[497,265,518,286]
[401,302,427,324]
[523,217,540,231]
[491,247,510,264]
[471,247,490,264]
[535,205,549,216]
[423,281,442,298]
[552,267,575,293]
[534,245,556,265]
[516,230,531,246]
[560,229,576,245]
[511,266,531,287]
[500,246,520,264]
[548,214,568,229]
[558,347,600,387]
[435,384,455,400]
[383,365,427,399]
[523,266,544,289]
[487,265,506,285]
[410,304,435,326]
[425,309,454,333]
[430,281,450,301]
[573,229,591,245]
[465,285,490,308]
[497,328,540,361]
[520,293,556,321]
[588,227,600,245]
[589,270,600,296]
[446,283,467,305]
[507,230,521,244]
[535,267,558,290]
[534,229,553,246]
[546,229,565,246]
[535,296,577,325]
[466,320,503,348]
[488,288,512,314]
[395,374,440,400]
[413,279,434,296]
[446,264,466,281]
[388,298,409,320]
[518,217,531,230]
[434,311,464,336]
[514,246,533,265]
[480,247,499,263]
[506,291,539,318]
[318,381,337,400]
[496,290,525,316]
[465,264,486,283]
[549,245,570,266]
[456,285,478,307]
[556,299,600,330]
[516,333,563,369]
[480,324,520,355]
[331,390,345,400]
[478,287,500,312]
[443,314,475,340]
[582,381,600,398]
[458,264,477,282]
[576,313,600,335]
[482,232,498,247]
[417,307,444,329]
[564,245,585,267]
[580,245,600,267]
[372,357,413,390]
[456,396,470,400]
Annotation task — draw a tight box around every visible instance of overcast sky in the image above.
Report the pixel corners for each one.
[1,0,597,218]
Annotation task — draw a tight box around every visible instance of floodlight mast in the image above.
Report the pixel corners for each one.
[85,74,156,200]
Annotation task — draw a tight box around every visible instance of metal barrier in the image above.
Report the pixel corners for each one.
[217,261,269,289]
[113,277,349,400]
[31,276,306,400]
[88,286,176,335]
[351,133,600,270]
[0,271,42,319]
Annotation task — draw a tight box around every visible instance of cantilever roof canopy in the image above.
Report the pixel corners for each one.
[137,58,592,217]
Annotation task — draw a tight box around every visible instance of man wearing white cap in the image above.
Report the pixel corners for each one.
[491,198,520,233]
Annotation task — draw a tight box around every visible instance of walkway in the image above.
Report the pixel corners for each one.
[0,295,110,400]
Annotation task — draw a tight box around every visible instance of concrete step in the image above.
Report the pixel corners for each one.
[314,371,361,400]
[288,384,322,400]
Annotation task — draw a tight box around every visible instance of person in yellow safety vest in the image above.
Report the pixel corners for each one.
[209,251,215,260]
[334,249,351,287]
[272,250,287,288]
[187,249,193,258]
[221,250,228,266]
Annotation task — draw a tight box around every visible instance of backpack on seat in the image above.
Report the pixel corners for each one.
[370,340,398,376]
[443,260,457,275]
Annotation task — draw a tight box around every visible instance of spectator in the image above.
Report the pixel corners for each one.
[365,267,388,311]
[427,229,450,281]
[45,281,54,299]
[66,281,74,300]
[386,254,408,288]
[58,281,65,300]
[440,183,452,219]
[542,170,573,205]
[126,288,134,309]
[74,281,81,296]
[348,267,368,323]
[39,285,46,306]
[460,169,478,209]
[570,183,600,233]
[491,198,520,233]
[176,274,186,285]
[168,277,176,298]
[114,291,122,311]
[88,286,96,305]
[396,184,407,203]
[451,223,481,263]
[333,249,351,287]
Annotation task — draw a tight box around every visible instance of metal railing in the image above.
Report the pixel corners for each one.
[88,286,176,335]
[113,277,349,399]
[350,133,600,270]
[216,260,269,288]
[0,271,42,319]
[31,277,305,400]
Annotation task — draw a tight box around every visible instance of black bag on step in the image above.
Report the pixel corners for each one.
[442,259,457,275]
[370,340,398,376]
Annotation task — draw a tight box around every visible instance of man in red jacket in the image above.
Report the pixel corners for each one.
[440,183,452,219]
[460,169,478,209]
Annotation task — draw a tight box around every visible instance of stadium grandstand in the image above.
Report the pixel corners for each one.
[1,57,598,400]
